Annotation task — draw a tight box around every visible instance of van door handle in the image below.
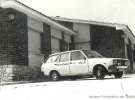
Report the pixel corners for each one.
[54,64,59,66]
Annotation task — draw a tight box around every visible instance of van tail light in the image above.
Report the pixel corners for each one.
[41,57,46,63]
[41,56,48,63]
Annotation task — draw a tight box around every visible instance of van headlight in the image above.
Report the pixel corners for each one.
[125,60,129,66]
[113,60,117,65]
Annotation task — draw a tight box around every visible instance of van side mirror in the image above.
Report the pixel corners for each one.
[41,57,48,63]
[83,57,87,60]
[41,57,45,63]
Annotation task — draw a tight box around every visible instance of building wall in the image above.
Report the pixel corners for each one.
[91,25,125,58]
[133,62,135,72]
[27,17,73,69]
[0,8,28,66]
[41,23,51,57]
[75,43,91,50]
[27,17,43,68]
[51,37,60,53]
[51,28,62,39]
[0,8,74,81]
[122,35,135,73]
[125,39,134,73]
[73,23,91,50]
[51,28,61,53]
[53,20,75,50]
[51,28,72,53]
[0,8,28,81]
[56,20,73,30]
[65,34,71,43]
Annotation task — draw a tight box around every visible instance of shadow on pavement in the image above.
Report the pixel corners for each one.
[0,74,133,85]
[39,75,132,83]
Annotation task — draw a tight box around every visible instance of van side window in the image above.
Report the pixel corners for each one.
[55,55,60,62]
[71,51,85,61]
[59,53,69,62]
[46,55,58,63]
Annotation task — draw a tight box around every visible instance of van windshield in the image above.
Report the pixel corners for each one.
[83,50,104,58]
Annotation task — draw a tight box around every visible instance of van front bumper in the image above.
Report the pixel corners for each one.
[108,65,128,72]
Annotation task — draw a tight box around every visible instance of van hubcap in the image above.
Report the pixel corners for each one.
[51,72,59,81]
[97,70,101,77]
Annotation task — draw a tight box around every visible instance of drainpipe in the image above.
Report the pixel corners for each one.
[122,34,128,59]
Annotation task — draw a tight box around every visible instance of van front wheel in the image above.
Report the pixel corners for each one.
[95,66,105,79]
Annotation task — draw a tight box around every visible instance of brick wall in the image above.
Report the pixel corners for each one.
[0,8,28,81]
[0,8,28,66]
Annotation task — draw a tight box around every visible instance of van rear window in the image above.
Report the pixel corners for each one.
[46,55,59,63]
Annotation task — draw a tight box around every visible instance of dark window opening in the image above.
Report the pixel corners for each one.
[69,35,75,50]
[60,32,69,52]
[60,40,69,52]
[41,23,51,58]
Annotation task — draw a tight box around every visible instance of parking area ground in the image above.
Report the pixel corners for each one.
[0,74,135,100]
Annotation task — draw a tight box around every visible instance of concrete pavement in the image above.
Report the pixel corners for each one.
[0,74,135,100]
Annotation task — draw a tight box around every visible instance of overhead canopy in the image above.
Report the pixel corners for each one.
[53,17,135,44]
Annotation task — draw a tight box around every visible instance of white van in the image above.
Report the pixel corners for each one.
[41,50,128,81]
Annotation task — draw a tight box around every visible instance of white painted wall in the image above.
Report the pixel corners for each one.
[73,23,91,50]
[28,17,43,68]
[28,29,41,54]
[28,29,43,68]
[28,17,43,32]
[27,18,72,67]
[51,28,62,39]
[75,43,91,50]
[51,28,72,52]
[51,28,61,53]
[64,34,71,43]
[73,23,90,43]
[51,37,60,53]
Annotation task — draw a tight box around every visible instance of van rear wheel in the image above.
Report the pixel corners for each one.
[114,72,123,78]
[50,71,60,81]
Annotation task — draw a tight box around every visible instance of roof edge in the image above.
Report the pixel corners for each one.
[53,16,135,44]
[52,16,126,28]
[0,0,76,35]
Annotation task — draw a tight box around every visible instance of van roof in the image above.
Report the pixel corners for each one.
[49,49,85,56]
